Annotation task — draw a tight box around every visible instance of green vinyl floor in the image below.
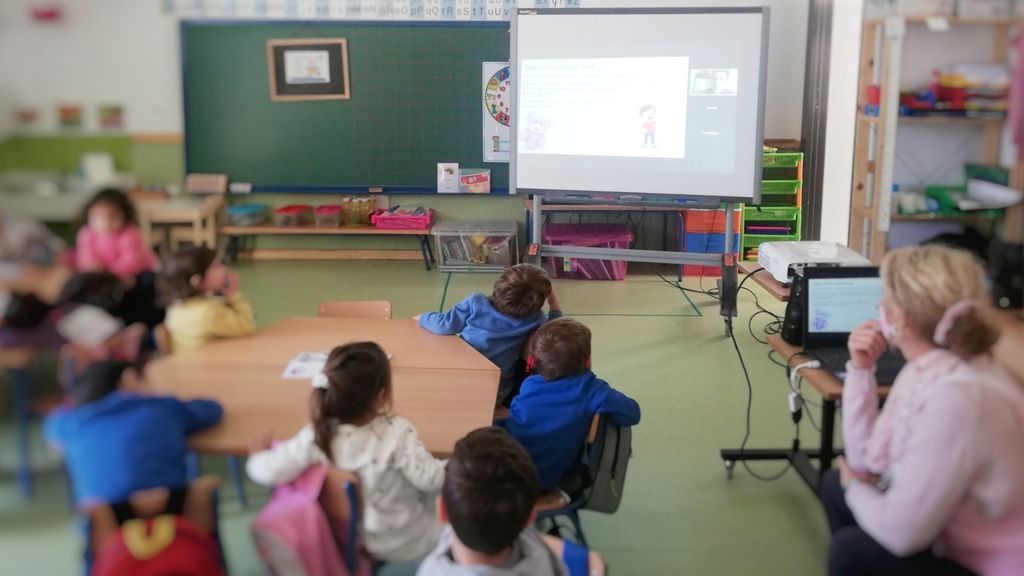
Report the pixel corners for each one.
[0,262,830,575]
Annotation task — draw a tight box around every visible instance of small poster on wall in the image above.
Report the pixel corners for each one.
[58,105,83,131]
[267,38,350,101]
[98,105,124,130]
[482,62,511,163]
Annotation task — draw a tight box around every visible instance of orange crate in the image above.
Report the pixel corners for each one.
[683,209,742,234]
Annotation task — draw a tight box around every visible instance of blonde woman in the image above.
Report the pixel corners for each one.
[823,245,1024,576]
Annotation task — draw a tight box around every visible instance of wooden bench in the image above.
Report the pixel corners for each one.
[220,225,436,270]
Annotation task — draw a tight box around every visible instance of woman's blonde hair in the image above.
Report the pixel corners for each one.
[881,245,999,360]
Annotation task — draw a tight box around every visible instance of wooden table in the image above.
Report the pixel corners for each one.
[145,317,499,456]
[220,225,436,270]
[739,261,790,301]
[720,335,890,495]
[137,196,223,251]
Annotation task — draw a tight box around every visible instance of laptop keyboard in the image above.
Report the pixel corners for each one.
[808,347,906,385]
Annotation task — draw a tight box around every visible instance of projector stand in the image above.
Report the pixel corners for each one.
[528,195,739,334]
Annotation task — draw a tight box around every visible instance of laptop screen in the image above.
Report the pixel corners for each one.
[803,267,882,348]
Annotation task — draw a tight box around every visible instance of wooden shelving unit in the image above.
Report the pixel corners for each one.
[850,17,1022,263]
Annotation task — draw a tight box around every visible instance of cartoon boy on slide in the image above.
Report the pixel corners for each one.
[639,104,657,147]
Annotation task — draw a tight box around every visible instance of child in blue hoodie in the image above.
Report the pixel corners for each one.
[417,264,561,404]
[44,360,223,504]
[499,318,641,491]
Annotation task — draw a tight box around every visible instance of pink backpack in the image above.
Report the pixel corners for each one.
[252,465,371,576]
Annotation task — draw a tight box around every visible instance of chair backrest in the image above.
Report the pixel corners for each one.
[317,301,392,320]
[320,468,363,575]
[86,475,221,555]
[153,324,172,356]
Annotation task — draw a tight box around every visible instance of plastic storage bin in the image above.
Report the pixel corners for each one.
[342,197,373,226]
[273,205,313,227]
[682,232,740,277]
[432,220,518,273]
[542,223,633,281]
[227,204,269,227]
[683,209,742,233]
[315,205,342,228]
[371,208,434,229]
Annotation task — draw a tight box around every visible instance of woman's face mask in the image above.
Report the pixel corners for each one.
[878,303,897,343]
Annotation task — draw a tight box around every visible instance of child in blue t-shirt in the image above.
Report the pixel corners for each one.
[499,318,641,491]
[417,264,561,404]
[44,361,223,504]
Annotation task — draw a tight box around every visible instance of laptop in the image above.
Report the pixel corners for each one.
[801,266,905,384]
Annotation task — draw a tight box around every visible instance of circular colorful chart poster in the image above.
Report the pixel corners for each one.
[484,66,511,126]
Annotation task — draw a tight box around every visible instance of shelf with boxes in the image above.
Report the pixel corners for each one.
[680,151,804,272]
[220,198,437,269]
[741,152,804,262]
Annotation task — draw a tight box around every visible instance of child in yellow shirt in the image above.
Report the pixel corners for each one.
[159,247,255,353]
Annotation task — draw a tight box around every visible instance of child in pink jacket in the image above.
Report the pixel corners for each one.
[75,188,158,280]
[825,245,1024,576]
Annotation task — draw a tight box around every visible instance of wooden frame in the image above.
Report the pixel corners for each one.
[267,38,350,102]
[849,18,1022,261]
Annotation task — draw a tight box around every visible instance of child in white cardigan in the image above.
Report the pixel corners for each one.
[247,342,445,563]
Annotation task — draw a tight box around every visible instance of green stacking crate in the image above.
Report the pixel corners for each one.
[743,206,801,222]
[761,152,803,168]
[760,179,801,195]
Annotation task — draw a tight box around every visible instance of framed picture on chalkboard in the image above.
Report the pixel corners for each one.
[267,38,350,101]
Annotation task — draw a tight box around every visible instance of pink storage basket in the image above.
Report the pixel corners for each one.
[542,223,633,281]
[371,208,434,230]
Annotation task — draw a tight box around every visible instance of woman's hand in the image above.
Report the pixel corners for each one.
[847,320,887,370]
[838,456,880,489]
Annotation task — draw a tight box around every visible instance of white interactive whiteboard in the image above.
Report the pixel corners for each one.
[511,7,769,204]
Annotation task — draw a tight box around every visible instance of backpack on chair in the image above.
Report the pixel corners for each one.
[87,476,224,576]
[252,464,372,576]
[582,418,633,514]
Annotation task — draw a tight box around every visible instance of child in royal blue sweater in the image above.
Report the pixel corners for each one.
[44,361,223,504]
[417,264,561,404]
[499,318,641,491]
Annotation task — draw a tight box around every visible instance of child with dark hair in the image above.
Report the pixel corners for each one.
[416,264,562,404]
[247,342,445,563]
[500,318,641,491]
[44,360,223,504]
[418,426,603,576]
[160,246,254,353]
[74,188,158,280]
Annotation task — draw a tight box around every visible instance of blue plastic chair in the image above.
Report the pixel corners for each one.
[8,362,34,497]
[322,468,379,575]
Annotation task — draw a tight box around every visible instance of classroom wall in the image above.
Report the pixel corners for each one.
[820,0,863,244]
[0,0,809,251]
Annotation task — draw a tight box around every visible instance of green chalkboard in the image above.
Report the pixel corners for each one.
[182,21,510,193]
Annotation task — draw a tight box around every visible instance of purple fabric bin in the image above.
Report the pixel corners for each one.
[542,224,633,281]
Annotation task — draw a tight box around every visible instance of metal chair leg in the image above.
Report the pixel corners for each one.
[229,455,248,509]
[569,511,587,548]
[11,368,33,497]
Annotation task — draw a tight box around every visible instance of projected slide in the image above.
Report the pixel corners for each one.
[807,278,883,334]
[518,57,689,159]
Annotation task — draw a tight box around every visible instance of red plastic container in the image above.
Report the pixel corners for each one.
[371,208,434,230]
[683,209,742,233]
[273,205,313,227]
[542,223,633,281]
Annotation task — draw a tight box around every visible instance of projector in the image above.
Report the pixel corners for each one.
[758,241,871,284]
